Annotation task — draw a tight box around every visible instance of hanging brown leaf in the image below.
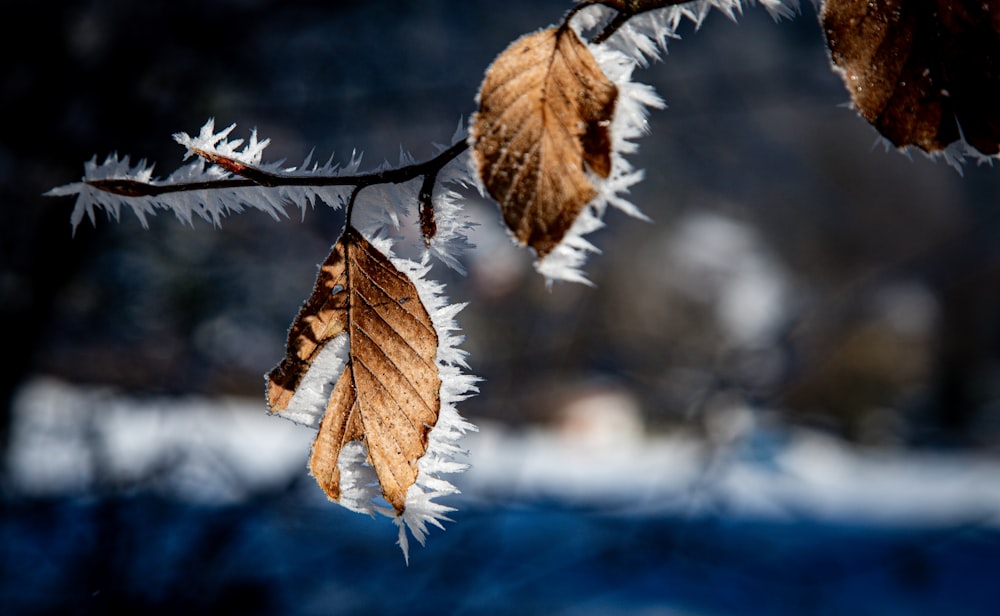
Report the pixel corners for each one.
[471,25,618,257]
[266,226,440,514]
[821,0,1000,156]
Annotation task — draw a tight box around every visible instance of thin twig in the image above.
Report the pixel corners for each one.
[571,0,693,45]
[86,140,470,199]
[85,1,687,221]
[591,11,632,44]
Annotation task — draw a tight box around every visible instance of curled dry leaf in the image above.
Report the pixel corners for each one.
[471,25,618,256]
[821,0,1000,156]
[266,226,440,514]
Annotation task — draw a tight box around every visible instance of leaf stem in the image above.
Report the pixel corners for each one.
[344,185,362,228]
[417,172,438,245]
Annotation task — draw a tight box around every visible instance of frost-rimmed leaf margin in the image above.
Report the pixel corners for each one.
[354,233,480,564]
[554,1,802,284]
[380,237,480,562]
[534,14,662,286]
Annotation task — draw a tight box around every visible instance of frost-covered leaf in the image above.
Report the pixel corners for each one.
[470,3,794,284]
[266,226,477,561]
[471,25,618,258]
[267,226,439,512]
[821,0,1000,160]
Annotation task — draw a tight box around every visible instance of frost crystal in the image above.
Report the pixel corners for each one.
[280,335,350,429]
[46,119,361,231]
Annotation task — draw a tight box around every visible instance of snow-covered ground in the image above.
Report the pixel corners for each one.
[8,377,1000,615]
[10,377,1000,530]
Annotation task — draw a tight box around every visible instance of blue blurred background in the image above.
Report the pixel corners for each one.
[4,1,1000,614]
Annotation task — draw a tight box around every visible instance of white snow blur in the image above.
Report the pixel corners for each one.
[10,377,1000,529]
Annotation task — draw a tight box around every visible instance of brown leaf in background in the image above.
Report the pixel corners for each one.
[821,0,1000,155]
[267,227,441,513]
[472,25,618,257]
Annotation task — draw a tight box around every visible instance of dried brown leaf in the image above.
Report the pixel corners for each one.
[821,0,1000,156]
[266,227,440,514]
[471,25,618,257]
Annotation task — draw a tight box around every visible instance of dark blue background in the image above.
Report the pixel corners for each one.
[4,492,1000,615]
